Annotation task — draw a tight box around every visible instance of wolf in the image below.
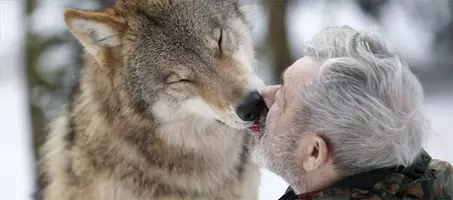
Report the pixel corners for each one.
[37,0,267,200]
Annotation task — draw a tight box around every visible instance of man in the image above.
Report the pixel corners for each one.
[250,26,453,199]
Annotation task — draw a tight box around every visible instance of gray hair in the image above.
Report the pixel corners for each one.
[298,26,428,176]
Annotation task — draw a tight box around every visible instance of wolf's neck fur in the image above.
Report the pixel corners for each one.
[66,53,251,194]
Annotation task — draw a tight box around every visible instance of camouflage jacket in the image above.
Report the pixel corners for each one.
[279,150,453,200]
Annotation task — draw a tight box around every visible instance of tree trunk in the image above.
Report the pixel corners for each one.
[266,0,292,83]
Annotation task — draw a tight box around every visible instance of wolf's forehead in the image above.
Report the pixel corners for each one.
[126,2,245,52]
[122,0,239,20]
[127,3,237,39]
[119,0,245,36]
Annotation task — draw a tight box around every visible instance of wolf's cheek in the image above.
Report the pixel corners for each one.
[151,100,183,122]
[181,99,221,121]
[184,99,255,129]
[229,18,255,73]
[151,97,219,123]
[177,98,253,129]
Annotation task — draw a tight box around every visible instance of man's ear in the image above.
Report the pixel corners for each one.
[302,134,330,172]
[63,8,126,56]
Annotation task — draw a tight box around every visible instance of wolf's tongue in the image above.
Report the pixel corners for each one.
[248,121,260,134]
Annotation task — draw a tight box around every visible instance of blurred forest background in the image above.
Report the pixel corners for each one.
[1,0,452,200]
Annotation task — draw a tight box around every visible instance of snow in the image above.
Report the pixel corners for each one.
[0,2,35,200]
[0,82,35,200]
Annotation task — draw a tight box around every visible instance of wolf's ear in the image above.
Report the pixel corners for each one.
[63,8,126,55]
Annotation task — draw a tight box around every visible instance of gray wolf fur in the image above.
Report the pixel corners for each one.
[38,0,264,199]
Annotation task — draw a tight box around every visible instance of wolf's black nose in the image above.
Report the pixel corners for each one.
[235,91,266,122]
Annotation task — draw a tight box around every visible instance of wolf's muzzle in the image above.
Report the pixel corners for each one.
[235,91,266,122]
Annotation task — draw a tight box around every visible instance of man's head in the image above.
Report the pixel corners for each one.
[251,26,427,192]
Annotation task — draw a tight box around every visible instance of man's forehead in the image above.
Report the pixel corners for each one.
[281,63,302,84]
[281,67,300,94]
[281,56,321,87]
[281,68,290,84]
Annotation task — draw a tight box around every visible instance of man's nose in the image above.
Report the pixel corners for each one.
[235,91,266,122]
[261,85,281,108]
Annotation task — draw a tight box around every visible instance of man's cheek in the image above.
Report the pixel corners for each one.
[266,106,278,122]
[265,107,281,130]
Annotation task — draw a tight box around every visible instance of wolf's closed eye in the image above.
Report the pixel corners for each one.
[166,74,192,84]
[211,27,226,55]
[218,29,224,53]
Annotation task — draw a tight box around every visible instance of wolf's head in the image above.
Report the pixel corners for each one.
[64,0,265,129]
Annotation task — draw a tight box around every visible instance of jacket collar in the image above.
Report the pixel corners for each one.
[278,149,432,200]
[278,188,320,200]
